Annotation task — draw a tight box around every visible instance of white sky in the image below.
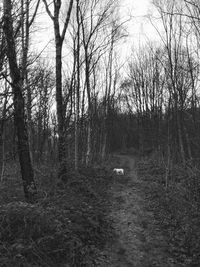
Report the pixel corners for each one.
[32,0,160,62]
[121,0,160,51]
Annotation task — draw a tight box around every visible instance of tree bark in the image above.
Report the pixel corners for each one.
[42,0,73,179]
[3,0,37,202]
[75,0,80,171]
[85,53,92,166]
[55,40,67,178]
[21,0,34,163]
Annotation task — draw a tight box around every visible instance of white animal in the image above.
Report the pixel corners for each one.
[113,168,124,175]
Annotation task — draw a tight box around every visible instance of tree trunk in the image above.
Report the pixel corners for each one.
[75,0,80,171]
[86,119,91,166]
[0,127,5,183]
[0,77,8,183]
[55,39,67,178]
[101,130,107,161]
[183,120,192,161]
[53,1,66,177]
[25,0,34,163]
[177,109,186,165]
[42,0,73,179]
[27,84,34,162]
[85,48,92,166]
[3,0,37,202]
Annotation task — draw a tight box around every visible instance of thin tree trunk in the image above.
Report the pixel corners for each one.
[184,122,192,161]
[20,0,39,164]
[75,0,80,171]
[25,0,34,163]
[0,70,8,183]
[85,48,92,166]
[74,87,79,170]
[27,83,34,162]
[177,109,186,165]
[1,126,5,183]
[101,33,114,160]
[42,0,73,179]
[54,5,66,175]
[86,119,91,165]
[55,42,67,178]
[101,131,107,161]
[81,83,86,164]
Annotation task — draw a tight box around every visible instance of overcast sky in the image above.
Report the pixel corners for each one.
[123,0,160,46]
[33,0,160,62]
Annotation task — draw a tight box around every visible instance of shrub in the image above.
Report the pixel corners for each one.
[0,165,113,266]
[137,158,200,266]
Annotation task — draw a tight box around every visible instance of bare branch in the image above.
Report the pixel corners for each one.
[42,0,54,20]
[29,0,41,27]
[61,0,74,41]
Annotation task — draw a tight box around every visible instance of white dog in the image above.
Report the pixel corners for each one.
[113,168,124,175]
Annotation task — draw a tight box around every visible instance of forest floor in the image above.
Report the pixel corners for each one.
[98,154,175,267]
[1,154,199,266]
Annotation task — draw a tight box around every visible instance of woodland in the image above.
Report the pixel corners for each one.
[1,0,200,266]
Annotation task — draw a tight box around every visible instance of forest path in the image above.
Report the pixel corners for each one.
[99,154,174,267]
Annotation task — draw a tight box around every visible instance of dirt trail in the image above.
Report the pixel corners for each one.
[99,155,174,267]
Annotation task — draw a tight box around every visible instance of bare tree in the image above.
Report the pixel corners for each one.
[74,0,80,171]
[153,0,193,164]
[78,0,119,165]
[20,0,40,162]
[42,0,74,179]
[3,0,37,202]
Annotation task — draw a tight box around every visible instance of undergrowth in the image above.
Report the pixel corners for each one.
[0,162,114,266]
[137,158,200,266]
